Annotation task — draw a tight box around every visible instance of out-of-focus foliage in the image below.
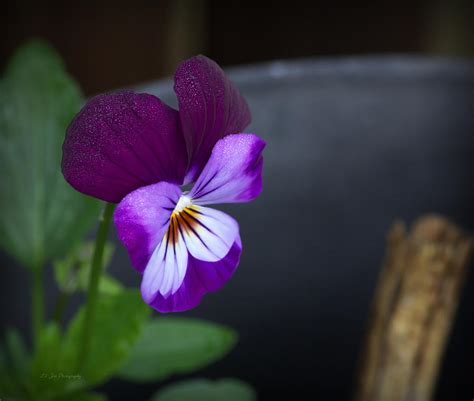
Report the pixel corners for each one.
[28,289,149,400]
[0,40,100,270]
[61,289,150,386]
[152,378,257,401]
[54,241,122,295]
[0,328,31,399]
[118,318,237,382]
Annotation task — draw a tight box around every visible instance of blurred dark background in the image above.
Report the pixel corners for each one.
[1,0,473,95]
[1,2,474,401]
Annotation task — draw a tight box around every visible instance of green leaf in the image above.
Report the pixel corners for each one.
[54,241,122,295]
[4,327,30,380]
[118,318,237,383]
[30,323,87,400]
[1,328,33,398]
[0,337,28,397]
[0,39,100,269]
[61,289,150,386]
[2,328,34,399]
[30,290,149,399]
[151,378,257,401]
[96,274,123,296]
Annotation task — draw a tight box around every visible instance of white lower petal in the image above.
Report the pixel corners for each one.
[141,228,188,302]
[141,203,238,303]
[178,206,239,262]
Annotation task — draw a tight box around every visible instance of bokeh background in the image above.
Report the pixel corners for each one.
[2,0,473,95]
[1,1,473,401]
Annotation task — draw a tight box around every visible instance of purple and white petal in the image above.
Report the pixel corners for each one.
[189,134,265,205]
[141,223,188,302]
[174,56,251,183]
[177,206,239,262]
[114,182,182,273]
[149,237,242,313]
[62,91,188,203]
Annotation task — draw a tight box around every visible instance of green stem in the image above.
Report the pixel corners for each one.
[32,264,44,348]
[76,202,115,371]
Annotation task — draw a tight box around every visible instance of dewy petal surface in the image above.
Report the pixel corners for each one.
[114,182,182,273]
[149,237,242,313]
[62,91,188,203]
[189,134,265,204]
[174,55,251,182]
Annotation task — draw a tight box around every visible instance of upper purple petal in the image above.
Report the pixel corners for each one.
[114,181,181,273]
[189,134,265,204]
[174,55,251,183]
[62,91,188,203]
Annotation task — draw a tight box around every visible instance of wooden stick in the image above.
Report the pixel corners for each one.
[354,215,473,401]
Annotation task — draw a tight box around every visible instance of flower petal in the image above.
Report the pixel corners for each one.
[141,221,188,302]
[176,205,239,262]
[114,182,182,273]
[62,91,188,203]
[149,237,242,313]
[174,55,251,183]
[189,134,265,204]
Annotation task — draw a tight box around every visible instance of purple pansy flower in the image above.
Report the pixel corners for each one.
[62,55,265,312]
